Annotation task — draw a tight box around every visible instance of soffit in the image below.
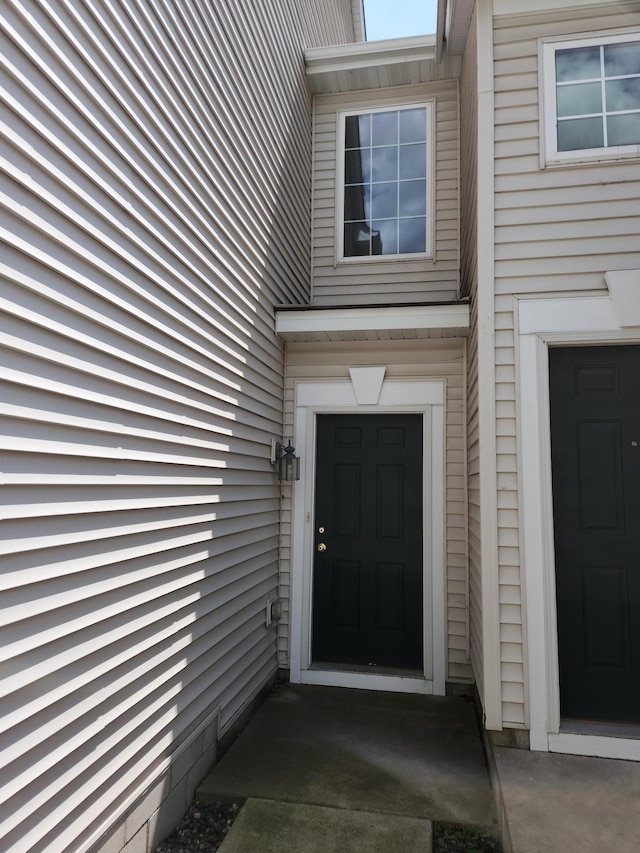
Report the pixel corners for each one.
[305,36,461,94]
[275,302,470,343]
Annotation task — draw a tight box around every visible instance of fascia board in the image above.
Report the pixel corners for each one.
[275,304,470,335]
[305,36,436,76]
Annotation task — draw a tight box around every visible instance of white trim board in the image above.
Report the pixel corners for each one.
[476,0,503,731]
[275,303,470,337]
[516,292,640,760]
[288,376,447,696]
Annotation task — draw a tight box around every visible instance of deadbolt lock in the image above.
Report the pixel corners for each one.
[317,543,327,552]
[318,526,325,534]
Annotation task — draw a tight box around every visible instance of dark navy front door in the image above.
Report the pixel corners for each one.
[311,414,423,670]
[550,345,640,723]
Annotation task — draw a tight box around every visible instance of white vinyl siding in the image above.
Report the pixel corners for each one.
[492,2,640,728]
[278,339,473,685]
[299,0,358,47]
[311,81,460,305]
[0,1,357,851]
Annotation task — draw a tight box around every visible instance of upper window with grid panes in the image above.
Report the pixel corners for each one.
[542,33,640,164]
[340,104,433,259]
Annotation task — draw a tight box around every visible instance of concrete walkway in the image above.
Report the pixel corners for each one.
[493,746,640,853]
[197,683,497,852]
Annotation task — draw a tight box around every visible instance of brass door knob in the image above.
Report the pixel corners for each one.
[317,543,327,552]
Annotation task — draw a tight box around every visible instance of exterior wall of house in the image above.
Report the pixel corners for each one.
[494,0,615,13]
[311,81,461,306]
[277,338,473,685]
[300,0,359,46]
[0,2,357,851]
[491,1,640,729]
[459,4,484,707]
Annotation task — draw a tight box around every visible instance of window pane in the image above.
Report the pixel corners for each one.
[345,114,371,148]
[342,106,429,257]
[345,149,371,184]
[556,46,601,82]
[399,180,426,217]
[606,78,640,112]
[344,221,371,256]
[371,183,397,219]
[371,146,398,182]
[604,41,640,77]
[372,111,398,146]
[344,185,370,221]
[399,108,426,143]
[556,81,602,117]
[371,219,398,255]
[399,143,427,179]
[398,218,426,254]
[557,116,604,150]
[607,113,640,146]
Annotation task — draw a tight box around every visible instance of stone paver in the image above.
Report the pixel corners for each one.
[217,799,432,853]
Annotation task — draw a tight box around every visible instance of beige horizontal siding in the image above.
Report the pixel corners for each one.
[493,4,640,295]
[0,1,357,850]
[491,1,640,729]
[278,339,472,685]
[311,81,461,306]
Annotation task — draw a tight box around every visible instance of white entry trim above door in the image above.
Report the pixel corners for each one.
[517,292,640,760]
[289,377,446,696]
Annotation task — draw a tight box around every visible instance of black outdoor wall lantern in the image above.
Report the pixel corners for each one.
[273,440,300,482]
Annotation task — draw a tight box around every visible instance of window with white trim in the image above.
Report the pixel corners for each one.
[542,32,640,164]
[339,104,433,259]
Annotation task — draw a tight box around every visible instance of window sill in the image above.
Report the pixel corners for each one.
[337,251,434,265]
[543,145,640,169]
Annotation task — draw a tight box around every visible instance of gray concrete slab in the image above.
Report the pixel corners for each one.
[198,683,496,828]
[494,746,640,853]
[217,799,432,853]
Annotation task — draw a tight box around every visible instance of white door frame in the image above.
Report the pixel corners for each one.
[517,293,640,760]
[288,377,446,695]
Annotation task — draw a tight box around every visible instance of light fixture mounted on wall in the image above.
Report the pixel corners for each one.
[271,440,300,482]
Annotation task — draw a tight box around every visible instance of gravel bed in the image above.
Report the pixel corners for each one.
[155,800,240,853]
[157,802,501,852]
[433,821,501,853]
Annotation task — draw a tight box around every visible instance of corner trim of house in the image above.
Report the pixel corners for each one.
[476,0,502,731]
[516,291,640,760]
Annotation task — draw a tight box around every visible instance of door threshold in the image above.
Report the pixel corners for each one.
[297,666,438,695]
[560,719,640,740]
[310,662,424,679]
[548,730,640,761]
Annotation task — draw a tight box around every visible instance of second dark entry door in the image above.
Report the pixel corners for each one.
[550,345,640,724]
[312,414,423,670]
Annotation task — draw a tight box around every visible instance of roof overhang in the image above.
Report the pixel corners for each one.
[275,302,470,343]
[305,35,457,95]
[437,0,475,61]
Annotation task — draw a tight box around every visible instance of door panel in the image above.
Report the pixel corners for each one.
[550,346,640,723]
[312,414,423,669]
